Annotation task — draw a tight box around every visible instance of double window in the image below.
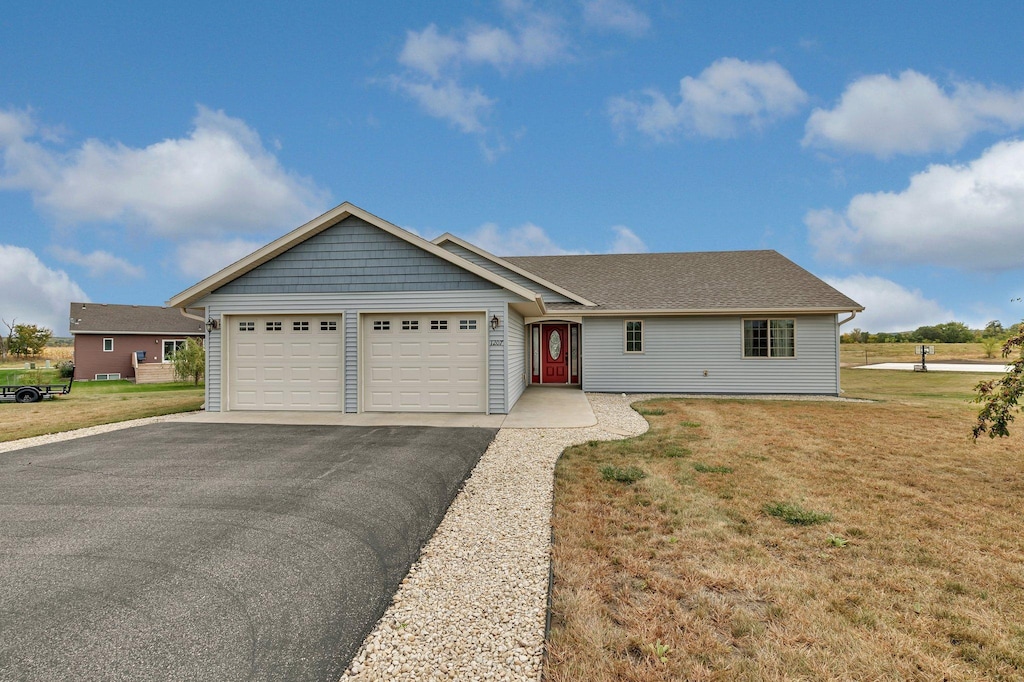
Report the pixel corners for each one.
[743,319,795,358]
[162,339,186,362]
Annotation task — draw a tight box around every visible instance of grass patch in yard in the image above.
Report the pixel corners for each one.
[600,465,646,484]
[692,462,733,474]
[0,380,203,442]
[547,375,1024,681]
[763,501,833,525]
[636,407,666,416]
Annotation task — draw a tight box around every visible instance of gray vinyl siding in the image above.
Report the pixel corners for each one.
[506,306,526,410]
[216,217,499,295]
[582,315,840,395]
[198,291,522,413]
[440,242,574,303]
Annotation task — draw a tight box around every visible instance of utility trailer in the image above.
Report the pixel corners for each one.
[1,376,74,403]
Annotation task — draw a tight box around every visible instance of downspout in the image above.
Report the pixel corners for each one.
[179,307,205,323]
[835,311,858,396]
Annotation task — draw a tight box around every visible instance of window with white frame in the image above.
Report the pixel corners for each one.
[238,321,255,332]
[163,339,186,362]
[320,320,337,332]
[459,319,477,330]
[372,320,390,331]
[402,319,419,331]
[292,321,309,331]
[430,319,448,331]
[625,320,643,353]
[102,338,113,352]
[743,319,795,358]
[266,321,282,332]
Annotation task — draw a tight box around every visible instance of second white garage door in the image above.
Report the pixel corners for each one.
[362,313,486,412]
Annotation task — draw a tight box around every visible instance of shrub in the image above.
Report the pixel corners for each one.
[763,501,833,525]
[600,465,646,484]
[56,360,75,379]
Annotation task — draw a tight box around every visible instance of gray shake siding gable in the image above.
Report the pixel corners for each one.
[217,217,499,294]
[581,315,841,395]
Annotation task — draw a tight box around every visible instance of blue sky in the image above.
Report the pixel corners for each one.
[2,1,1023,335]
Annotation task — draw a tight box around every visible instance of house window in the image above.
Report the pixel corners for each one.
[239,321,255,332]
[163,340,186,362]
[625,320,643,353]
[95,373,121,381]
[402,319,419,331]
[102,338,114,352]
[459,319,477,330]
[292,321,309,331]
[743,319,795,358]
[430,319,448,331]
[266,321,282,332]
[373,320,390,331]
[320,320,337,332]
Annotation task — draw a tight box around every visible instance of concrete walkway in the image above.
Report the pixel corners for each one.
[854,362,1012,373]
[178,385,596,429]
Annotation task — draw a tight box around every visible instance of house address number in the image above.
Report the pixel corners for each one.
[489,339,504,347]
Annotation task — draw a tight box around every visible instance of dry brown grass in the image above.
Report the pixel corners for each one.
[0,381,203,442]
[547,372,1024,681]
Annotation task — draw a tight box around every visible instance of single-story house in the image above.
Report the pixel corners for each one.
[69,303,205,383]
[168,202,863,414]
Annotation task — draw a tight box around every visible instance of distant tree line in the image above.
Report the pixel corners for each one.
[841,320,1022,344]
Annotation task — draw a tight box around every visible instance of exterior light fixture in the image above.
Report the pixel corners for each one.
[490,314,500,331]
[206,317,220,332]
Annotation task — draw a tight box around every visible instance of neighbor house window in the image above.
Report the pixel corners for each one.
[102,338,113,352]
[743,319,795,358]
[163,339,186,362]
[625,320,643,353]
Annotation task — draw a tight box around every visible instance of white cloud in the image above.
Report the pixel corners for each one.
[392,7,568,140]
[582,0,650,37]
[608,58,807,140]
[175,238,265,280]
[0,106,329,237]
[50,246,144,278]
[0,244,88,335]
[391,78,496,134]
[824,274,954,332]
[803,70,1024,157]
[807,139,1024,271]
[609,225,647,253]
[463,222,645,255]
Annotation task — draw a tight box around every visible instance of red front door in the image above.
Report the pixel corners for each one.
[541,324,569,384]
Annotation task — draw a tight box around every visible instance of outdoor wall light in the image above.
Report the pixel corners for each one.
[206,317,220,332]
[490,314,500,330]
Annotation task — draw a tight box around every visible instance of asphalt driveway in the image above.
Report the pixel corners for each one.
[0,423,497,682]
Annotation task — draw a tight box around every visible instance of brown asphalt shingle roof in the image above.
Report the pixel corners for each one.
[505,250,863,312]
[69,302,205,335]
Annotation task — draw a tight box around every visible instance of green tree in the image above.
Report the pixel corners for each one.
[973,328,1024,439]
[983,320,1004,338]
[7,324,52,356]
[172,338,205,385]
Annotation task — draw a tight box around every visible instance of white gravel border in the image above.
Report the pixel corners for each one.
[340,393,651,681]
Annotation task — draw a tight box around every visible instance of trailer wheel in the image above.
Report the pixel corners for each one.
[15,388,41,403]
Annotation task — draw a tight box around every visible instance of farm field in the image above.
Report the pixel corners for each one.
[839,342,1001,367]
[546,369,1024,681]
[0,376,203,442]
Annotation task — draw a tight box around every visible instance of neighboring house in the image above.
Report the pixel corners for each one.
[69,303,205,383]
[168,202,863,414]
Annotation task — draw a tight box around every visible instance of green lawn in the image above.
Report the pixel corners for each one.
[0,379,204,442]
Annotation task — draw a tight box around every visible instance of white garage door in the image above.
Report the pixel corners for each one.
[228,314,343,411]
[362,313,486,412]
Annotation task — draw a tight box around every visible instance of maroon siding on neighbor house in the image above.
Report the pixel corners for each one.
[73,334,202,380]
